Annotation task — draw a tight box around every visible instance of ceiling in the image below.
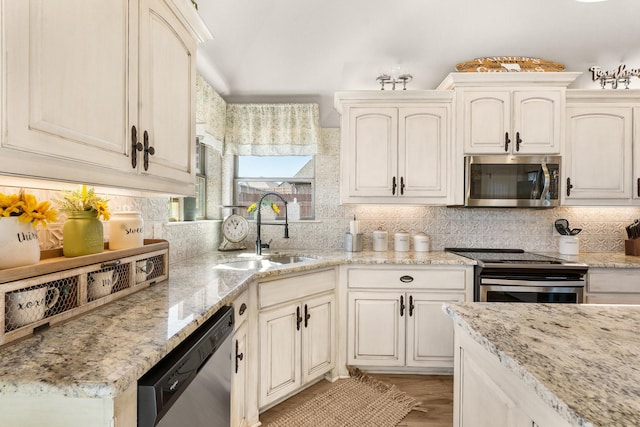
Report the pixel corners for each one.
[195,0,640,127]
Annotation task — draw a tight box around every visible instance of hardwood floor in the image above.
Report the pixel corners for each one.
[259,374,454,426]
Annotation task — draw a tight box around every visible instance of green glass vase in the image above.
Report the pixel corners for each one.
[63,211,104,257]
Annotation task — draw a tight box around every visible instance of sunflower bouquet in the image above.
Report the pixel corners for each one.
[55,185,110,220]
[0,189,57,228]
[247,202,280,215]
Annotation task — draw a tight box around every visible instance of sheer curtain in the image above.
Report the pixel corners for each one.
[224,103,320,155]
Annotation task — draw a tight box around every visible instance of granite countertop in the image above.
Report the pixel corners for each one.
[444,302,640,427]
[0,249,472,400]
[553,252,640,268]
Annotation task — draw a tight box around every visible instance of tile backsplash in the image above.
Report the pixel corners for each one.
[3,127,639,262]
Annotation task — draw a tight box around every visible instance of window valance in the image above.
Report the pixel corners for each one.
[224,103,320,156]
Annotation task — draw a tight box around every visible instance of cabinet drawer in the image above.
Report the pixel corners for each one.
[348,267,467,290]
[259,268,336,309]
[233,290,249,330]
[588,268,640,293]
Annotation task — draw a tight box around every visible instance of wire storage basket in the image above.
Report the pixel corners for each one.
[0,239,169,346]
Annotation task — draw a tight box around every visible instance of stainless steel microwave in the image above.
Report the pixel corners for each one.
[465,155,560,208]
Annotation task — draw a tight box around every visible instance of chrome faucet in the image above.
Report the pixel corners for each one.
[255,192,289,255]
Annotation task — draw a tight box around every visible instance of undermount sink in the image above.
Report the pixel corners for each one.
[214,255,315,271]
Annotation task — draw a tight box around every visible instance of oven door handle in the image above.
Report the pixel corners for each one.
[481,278,584,287]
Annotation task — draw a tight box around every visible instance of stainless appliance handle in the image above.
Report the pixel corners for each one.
[480,278,585,287]
[480,284,584,302]
[540,162,551,200]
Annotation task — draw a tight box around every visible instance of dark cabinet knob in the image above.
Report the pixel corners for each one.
[131,126,143,169]
[504,132,510,152]
[566,177,574,197]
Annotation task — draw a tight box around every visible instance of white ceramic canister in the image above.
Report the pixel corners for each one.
[394,231,410,252]
[413,233,430,252]
[109,211,144,250]
[558,235,579,255]
[372,230,388,252]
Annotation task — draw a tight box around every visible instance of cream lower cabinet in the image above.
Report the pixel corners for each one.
[454,324,571,427]
[346,266,472,372]
[1,0,210,195]
[231,290,250,427]
[585,268,640,304]
[258,269,336,409]
[563,92,640,205]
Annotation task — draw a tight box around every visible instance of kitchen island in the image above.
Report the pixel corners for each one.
[444,302,640,427]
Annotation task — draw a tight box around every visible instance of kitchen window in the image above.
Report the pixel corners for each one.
[234,155,314,220]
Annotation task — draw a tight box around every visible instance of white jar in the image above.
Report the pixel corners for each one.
[394,231,410,252]
[372,230,388,252]
[109,212,144,250]
[558,235,579,255]
[413,233,430,252]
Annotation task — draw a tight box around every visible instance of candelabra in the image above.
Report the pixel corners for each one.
[376,72,413,90]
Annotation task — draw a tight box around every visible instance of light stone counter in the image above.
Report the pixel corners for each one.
[554,252,640,268]
[0,249,472,400]
[444,302,640,427]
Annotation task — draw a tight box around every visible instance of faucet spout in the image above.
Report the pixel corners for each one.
[255,192,289,255]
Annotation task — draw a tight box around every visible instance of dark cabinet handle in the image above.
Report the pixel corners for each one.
[637,178,639,197]
[566,177,574,197]
[131,126,143,169]
[238,303,247,316]
[400,177,405,195]
[143,130,155,171]
[399,275,414,283]
[392,176,397,195]
[504,132,510,152]
[400,295,405,317]
[409,295,415,317]
[296,306,302,331]
[235,339,244,374]
[515,132,522,152]
[304,304,311,328]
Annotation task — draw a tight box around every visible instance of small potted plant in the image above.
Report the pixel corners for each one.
[55,185,110,257]
[0,189,57,269]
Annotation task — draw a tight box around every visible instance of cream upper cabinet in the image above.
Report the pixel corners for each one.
[1,0,211,195]
[562,91,640,206]
[461,89,562,154]
[335,92,453,205]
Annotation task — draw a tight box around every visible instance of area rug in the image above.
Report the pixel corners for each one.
[264,367,427,427]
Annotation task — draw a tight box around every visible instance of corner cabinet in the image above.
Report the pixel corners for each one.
[562,91,640,206]
[334,92,454,205]
[1,0,211,195]
[346,265,473,372]
[257,268,337,409]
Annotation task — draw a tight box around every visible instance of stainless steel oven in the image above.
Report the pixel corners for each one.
[479,277,584,303]
[446,248,588,303]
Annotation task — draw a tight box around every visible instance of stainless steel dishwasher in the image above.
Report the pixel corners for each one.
[138,305,234,427]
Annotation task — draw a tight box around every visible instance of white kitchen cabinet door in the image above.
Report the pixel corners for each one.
[462,90,561,154]
[398,107,449,198]
[1,0,206,195]
[345,107,398,198]
[137,0,197,186]
[462,91,511,154]
[457,348,532,427]
[259,303,301,407]
[301,293,335,384]
[347,292,405,367]
[231,323,249,427]
[3,0,132,173]
[563,106,633,203]
[406,292,463,368]
[512,91,562,154]
[634,107,640,201]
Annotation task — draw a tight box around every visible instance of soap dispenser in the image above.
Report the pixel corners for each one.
[289,198,300,221]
